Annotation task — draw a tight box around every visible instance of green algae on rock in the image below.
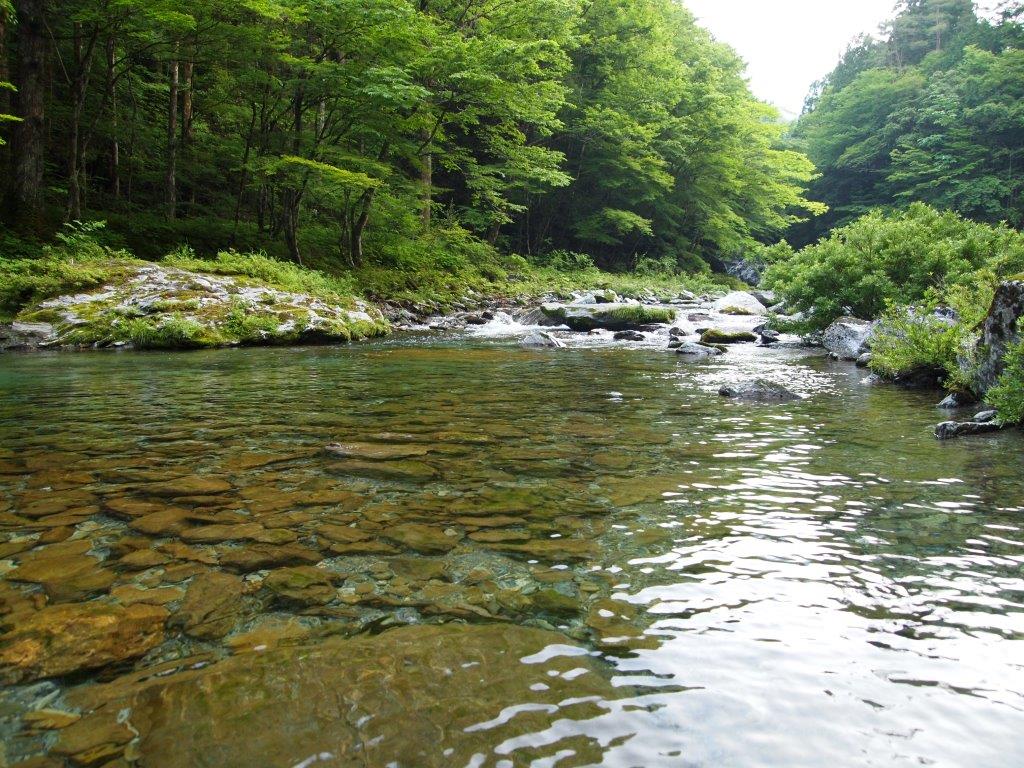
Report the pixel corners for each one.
[539,302,675,331]
[2,263,389,351]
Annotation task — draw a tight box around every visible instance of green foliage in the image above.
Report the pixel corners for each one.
[0,224,139,320]
[868,309,968,386]
[792,1,1024,244]
[164,249,357,304]
[986,339,1024,424]
[764,204,1024,328]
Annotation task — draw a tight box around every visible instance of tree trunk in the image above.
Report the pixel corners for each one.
[9,0,47,234]
[165,49,178,220]
[106,37,120,198]
[0,6,10,180]
[181,57,194,208]
[420,140,432,227]
[350,187,375,268]
[66,22,98,222]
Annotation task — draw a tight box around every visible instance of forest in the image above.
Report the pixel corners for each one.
[0,0,821,277]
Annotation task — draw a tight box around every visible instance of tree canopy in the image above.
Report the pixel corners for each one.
[0,0,821,274]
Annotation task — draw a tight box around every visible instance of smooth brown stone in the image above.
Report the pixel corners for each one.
[225,619,311,654]
[118,549,171,570]
[324,442,431,460]
[22,708,82,731]
[103,498,169,519]
[33,509,95,528]
[53,710,133,764]
[220,453,290,472]
[327,541,399,556]
[217,543,320,573]
[145,477,233,498]
[37,526,74,545]
[160,563,209,583]
[303,489,365,508]
[315,524,371,544]
[171,571,244,640]
[15,491,96,519]
[484,537,598,563]
[88,624,620,768]
[0,602,168,684]
[263,566,338,606]
[453,515,527,527]
[383,524,460,554]
[179,523,264,544]
[111,585,184,607]
[389,557,446,582]
[129,508,192,536]
[10,541,115,601]
[467,530,531,543]
[158,542,218,565]
[0,539,38,558]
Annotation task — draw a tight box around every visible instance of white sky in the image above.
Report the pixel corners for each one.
[684,0,900,118]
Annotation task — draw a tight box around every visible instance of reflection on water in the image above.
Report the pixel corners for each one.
[1,337,1023,767]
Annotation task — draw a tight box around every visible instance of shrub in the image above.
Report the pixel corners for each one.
[764,203,1024,329]
[868,308,971,387]
[986,340,1024,425]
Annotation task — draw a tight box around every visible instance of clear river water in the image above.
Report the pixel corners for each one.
[1,329,1023,767]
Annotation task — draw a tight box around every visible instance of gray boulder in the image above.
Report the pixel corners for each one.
[823,317,874,360]
[613,330,645,342]
[719,379,800,402]
[935,420,1004,440]
[937,392,975,409]
[970,280,1024,395]
[517,307,564,327]
[521,331,564,349]
[0,321,57,351]
[675,342,723,358]
[712,292,768,316]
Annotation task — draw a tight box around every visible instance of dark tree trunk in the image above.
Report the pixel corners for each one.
[0,6,10,180]
[66,22,98,222]
[350,187,375,267]
[9,0,47,234]
[106,37,119,198]
[165,50,178,220]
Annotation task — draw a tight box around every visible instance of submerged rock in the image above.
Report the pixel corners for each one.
[823,317,874,361]
[540,303,674,332]
[0,602,168,684]
[613,330,646,341]
[67,624,623,768]
[719,379,801,402]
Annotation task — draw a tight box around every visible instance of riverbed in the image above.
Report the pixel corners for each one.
[1,329,1023,767]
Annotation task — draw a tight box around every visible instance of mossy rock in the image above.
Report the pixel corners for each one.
[541,303,675,331]
[700,329,757,345]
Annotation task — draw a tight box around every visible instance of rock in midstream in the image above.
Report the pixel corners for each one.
[719,379,801,402]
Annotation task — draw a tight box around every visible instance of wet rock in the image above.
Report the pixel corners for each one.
[700,329,757,345]
[53,710,134,765]
[263,566,338,606]
[970,280,1024,395]
[719,379,801,402]
[384,523,460,554]
[935,421,1005,440]
[856,352,873,368]
[324,442,431,460]
[613,330,645,342]
[539,303,674,332]
[118,549,171,571]
[822,317,874,361]
[520,331,564,349]
[21,708,82,731]
[0,321,58,351]
[974,410,997,424]
[10,540,115,601]
[110,585,184,607]
[389,557,446,582]
[484,537,597,563]
[146,477,233,497]
[171,571,245,640]
[218,543,321,572]
[758,329,781,346]
[675,341,724,358]
[938,391,976,409]
[73,624,622,768]
[0,602,168,684]
[712,292,767,316]
[750,289,777,307]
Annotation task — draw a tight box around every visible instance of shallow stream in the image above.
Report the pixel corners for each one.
[1,331,1022,766]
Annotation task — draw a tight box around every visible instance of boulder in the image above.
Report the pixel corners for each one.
[0,321,58,351]
[935,421,1005,440]
[700,328,757,345]
[520,331,564,348]
[712,292,767,316]
[719,379,800,402]
[0,602,168,684]
[970,280,1024,395]
[675,342,724,358]
[823,317,874,360]
[613,330,645,341]
[758,329,781,346]
[539,303,674,332]
[937,392,976,409]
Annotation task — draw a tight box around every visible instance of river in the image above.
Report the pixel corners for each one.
[1,328,1023,767]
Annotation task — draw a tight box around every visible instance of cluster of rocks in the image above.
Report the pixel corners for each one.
[1,264,389,351]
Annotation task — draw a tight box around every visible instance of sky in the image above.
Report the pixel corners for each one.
[684,0,901,119]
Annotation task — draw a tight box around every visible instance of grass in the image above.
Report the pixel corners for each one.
[986,339,1024,425]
